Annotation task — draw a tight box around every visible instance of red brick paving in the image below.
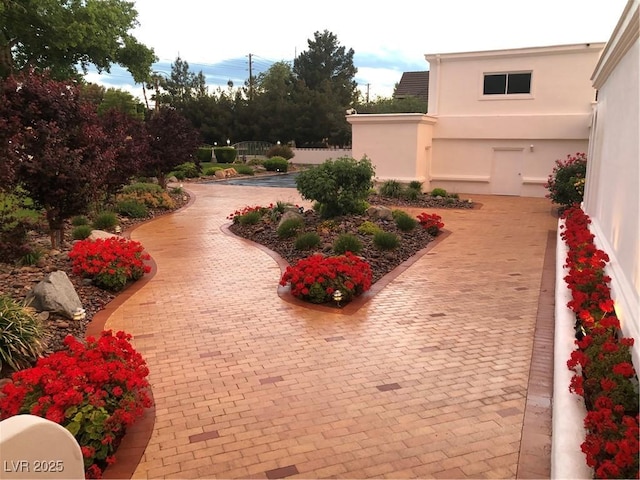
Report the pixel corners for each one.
[102,184,556,479]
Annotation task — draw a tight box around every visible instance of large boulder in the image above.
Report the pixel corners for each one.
[25,271,83,320]
[367,205,393,221]
[277,210,304,229]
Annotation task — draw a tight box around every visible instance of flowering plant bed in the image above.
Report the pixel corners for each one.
[0,330,152,479]
[68,237,152,291]
[228,202,447,306]
[280,252,372,304]
[560,206,639,479]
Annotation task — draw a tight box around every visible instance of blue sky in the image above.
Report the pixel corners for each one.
[86,0,628,101]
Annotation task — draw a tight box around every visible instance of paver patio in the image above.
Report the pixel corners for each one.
[101,183,558,479]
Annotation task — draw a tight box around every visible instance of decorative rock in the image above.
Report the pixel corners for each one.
[88,230,120,241]
[223,168,238,177]
[25,271,83,320]
[214,170,226,179]
[278,210,304,229]
[36,311,50,321]
[81,278,93,286]
[367,206,393,220]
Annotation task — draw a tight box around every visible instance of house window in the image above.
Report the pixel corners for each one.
[483,72,531,95]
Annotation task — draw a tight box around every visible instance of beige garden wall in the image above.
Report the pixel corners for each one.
[583,0,639,367]
[347,113,436,183]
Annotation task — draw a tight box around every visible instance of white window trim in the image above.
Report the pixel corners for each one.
[479,70,534,100]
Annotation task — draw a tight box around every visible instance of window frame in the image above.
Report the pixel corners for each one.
[480,70,534,99]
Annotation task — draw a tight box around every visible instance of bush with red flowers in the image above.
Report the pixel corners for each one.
[561,206,639,479]
[68,237,151,291]
[417,212,444,236]
[0,330,152,479]
[279,252,372,304]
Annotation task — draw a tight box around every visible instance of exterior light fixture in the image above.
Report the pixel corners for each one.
[114,225,122,234]
[227,139,230,146]
[333,290,343,307]
[73,308,86,321]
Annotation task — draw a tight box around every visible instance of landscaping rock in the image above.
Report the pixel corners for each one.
[367,205,393,220]
[223,168,238,177]
[88,230,119,240]
[25,271,83,320]
[278,210,304,229]
[214,170,226,179]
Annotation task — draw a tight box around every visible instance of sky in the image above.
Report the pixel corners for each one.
[87,0,629,101]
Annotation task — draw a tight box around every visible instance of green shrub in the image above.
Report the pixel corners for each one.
[116,199,149,218]
[71,215,89,226]
[0,296,48,372]
[175,162,199,178]
[72,225,93,240]
[18,247,44,266]
[296,156,375,218]
[358,221,383,235]
[92,212,118,230]
[402,187,421,201]
[379,180,403,198]
[234,164,255,175]
[122,183,163,194]
[545,152,587,210]
[408,180,423,192]
[213,146,237,164]
[195,146,213,163]
[0,191,36,261]
[373,231,400,250]
[204,166,223,176]
[294,232,321,250]
[393,211,418,231]
[277,217,304,238]
[266,144,295,160]
[430,187,448,197]
[238,210,262,225]
[263,156,289,172]
[333,233,363,255]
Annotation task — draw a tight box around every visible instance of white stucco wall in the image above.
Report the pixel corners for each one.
[583,0,640,367]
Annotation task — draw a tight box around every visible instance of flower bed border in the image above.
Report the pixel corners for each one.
[221,222,452,315]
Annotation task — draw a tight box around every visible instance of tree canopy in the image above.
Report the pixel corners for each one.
[0,0,156,81]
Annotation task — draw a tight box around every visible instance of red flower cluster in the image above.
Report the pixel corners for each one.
[280,252,372,304]
[561,206,639,479]
[417,212,444,236]
[0,331,152,479]
[226,204,270,222]
[68,237,151,291]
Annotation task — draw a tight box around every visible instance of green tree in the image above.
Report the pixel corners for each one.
[159,56,207,106]
[292,30,357,146]
[97,88,145,119]
[0,0,156,81]
[253,62,297,143]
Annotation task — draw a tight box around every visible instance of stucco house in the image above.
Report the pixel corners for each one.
[348,42,605,197]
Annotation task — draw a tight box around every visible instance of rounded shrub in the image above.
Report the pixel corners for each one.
[402,187,421,201]
[72,225,93,240]
[266,144,295,160]
[393,211,418,231]
[234,164,255,175]
[358,221,383,235]
[204,166,223,176]
[545,152,587,211]
[333,233,363,255]
[373,231,400,250]
[175,161,199,178]
[379,180,403,198]
[117,199,148,218]
[408,180,423,192]
[0,296,48,372]
[71,215,89,226]
[430,187,448,197]
[92,212,118,230]
[296,156,375,219]
[238,210,262,225]
[122,182,163,194]
[277,217,304,238]
[294,232,321,251]
[263,156,289,172]
[213,146,237,164]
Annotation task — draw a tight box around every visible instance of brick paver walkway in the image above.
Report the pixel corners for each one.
[102,184,557,479]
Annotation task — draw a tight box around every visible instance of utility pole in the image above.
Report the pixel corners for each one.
[248,53,253,101]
